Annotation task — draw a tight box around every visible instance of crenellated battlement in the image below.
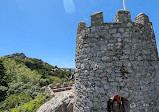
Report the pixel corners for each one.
[115,9,131,23]
[135,13,150,25]
[75,9,159,112]
[77,10,152,35]
[91,12,104,26]
[77,21,86,34]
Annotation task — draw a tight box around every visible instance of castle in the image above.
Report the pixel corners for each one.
[74,9,159,112]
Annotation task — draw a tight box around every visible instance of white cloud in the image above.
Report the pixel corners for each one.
[63,0,75,14]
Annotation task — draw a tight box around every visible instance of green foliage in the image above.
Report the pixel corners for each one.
[3,58,42,84]
[0,94,32,111]
[14,57,72,81]
[0,59,8,101]
[8,82,40,98]
[39,79,49,87]
[11,92,50,112]
[0,54,73,111]
[49,76,69,86]
[2,58,42,97]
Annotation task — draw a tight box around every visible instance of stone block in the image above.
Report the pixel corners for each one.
[63,82,69,87]
[91,12,103,26]
[56,83,61,88]
[115,9,132,23]
[48,84,54,89]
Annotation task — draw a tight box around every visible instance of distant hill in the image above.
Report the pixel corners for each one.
[0,53,73,111]
[2,53,73,82]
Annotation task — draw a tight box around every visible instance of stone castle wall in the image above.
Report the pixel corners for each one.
[74,10,159,112]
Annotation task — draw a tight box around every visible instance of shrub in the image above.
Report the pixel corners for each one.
[0,56,72,111]
[0,94,32,111]
[11,92,50,112]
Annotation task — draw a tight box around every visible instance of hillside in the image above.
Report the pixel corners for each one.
[0,53,73,112]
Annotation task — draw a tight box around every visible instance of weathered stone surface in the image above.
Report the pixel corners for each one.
[37,91,74,112]
[5,53,26,59]
[56,83,61,88]
[75,9,159,112]
[40,86,47,92]
[70,82,73,86]
[63,82,69,87]
[45,87,55,98]
[115,9,132,23]
[77,21,86,35]
[48,84,54,89]
[91,12,103,26]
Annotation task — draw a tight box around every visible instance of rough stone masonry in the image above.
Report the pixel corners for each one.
[74,9,159,112]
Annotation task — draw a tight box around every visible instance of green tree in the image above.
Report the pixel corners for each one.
[0,59,8,101]
[3,58,41,97]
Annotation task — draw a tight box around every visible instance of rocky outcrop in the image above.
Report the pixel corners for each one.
[5,53,26,59]
[37,90,75,112]
[37,84,75,112]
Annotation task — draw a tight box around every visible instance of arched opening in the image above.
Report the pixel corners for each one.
[107,95,128,112]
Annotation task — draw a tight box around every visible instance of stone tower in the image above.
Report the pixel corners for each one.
[74,10,159,112]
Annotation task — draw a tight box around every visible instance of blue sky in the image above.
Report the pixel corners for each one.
[0,0,159,68]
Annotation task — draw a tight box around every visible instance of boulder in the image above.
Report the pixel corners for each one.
[37,91,75,112]
[45,87,55,98]
[63,82,68,87]
[56,83,61,88]
[48,84,54,89]
[69,82,73,86]
[40,86,47,92]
